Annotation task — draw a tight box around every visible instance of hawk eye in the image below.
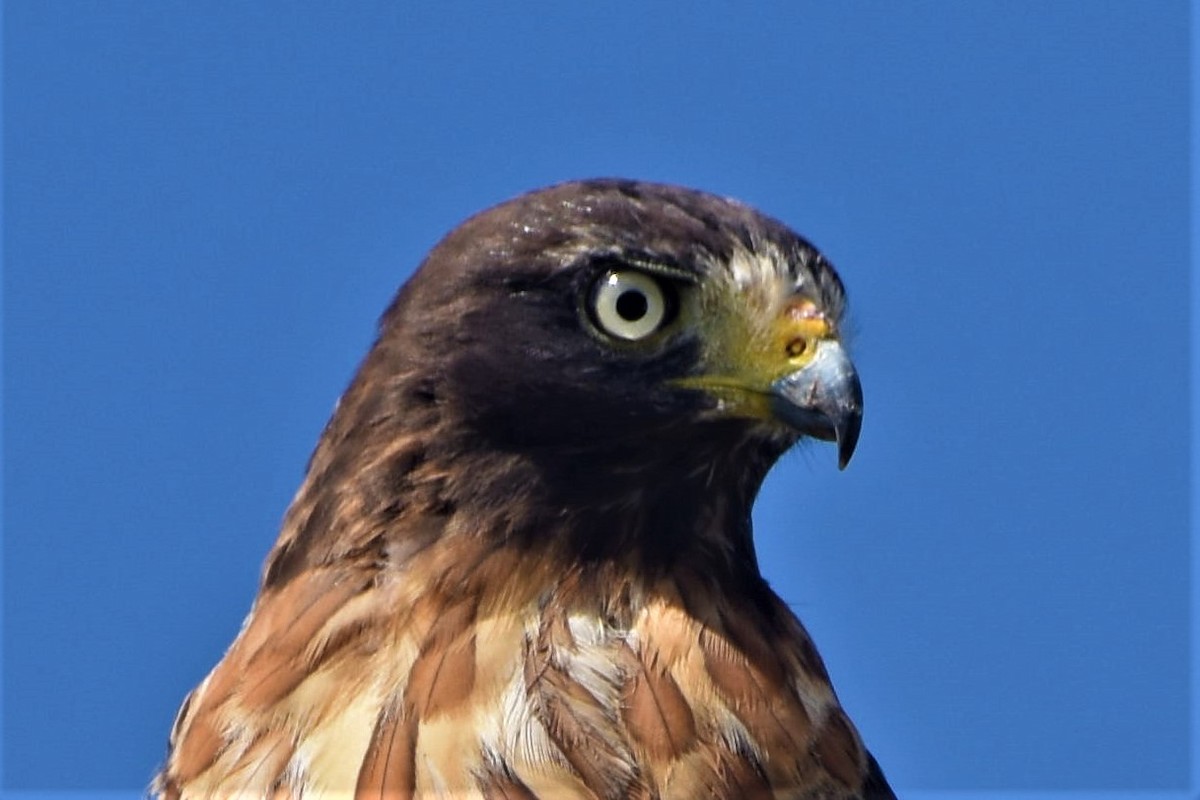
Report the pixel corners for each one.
[590,270,670,341]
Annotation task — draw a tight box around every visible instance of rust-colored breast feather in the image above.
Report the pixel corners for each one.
[158,549,876,800]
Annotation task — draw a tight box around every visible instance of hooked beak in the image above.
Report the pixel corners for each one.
[769,339,863,469]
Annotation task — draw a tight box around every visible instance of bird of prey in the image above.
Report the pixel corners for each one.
[154,179,896,799]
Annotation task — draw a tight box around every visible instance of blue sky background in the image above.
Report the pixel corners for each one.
[3,2,1193,796]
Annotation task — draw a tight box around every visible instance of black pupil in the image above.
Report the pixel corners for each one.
[615,290,648,321]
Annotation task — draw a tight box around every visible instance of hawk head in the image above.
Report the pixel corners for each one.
[158,180,892,800]
[268,179,861,583]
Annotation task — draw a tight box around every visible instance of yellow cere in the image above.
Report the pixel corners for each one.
[671,257,837,422]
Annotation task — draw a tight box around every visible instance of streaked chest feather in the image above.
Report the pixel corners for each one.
[170,571,870,800]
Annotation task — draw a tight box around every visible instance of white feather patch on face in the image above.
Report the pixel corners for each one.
[708,243,797,331]
[725,239,797,293]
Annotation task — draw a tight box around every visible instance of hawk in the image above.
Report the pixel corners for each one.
[155,179,896,799]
